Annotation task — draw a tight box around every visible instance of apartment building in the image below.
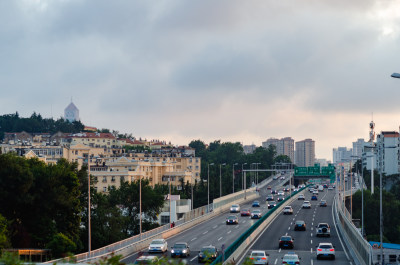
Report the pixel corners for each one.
[332,147,352,164]
[376,131,399,175]
[352,139,365,159]
[295,139,315,167]
[263,137,295,162]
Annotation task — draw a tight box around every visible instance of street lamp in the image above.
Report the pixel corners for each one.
[207,163,214,213]
[78,153,91,255]
[232,163,238,193]
[241,163,247,190]
[391,72,400,78]
[219,163,226,198]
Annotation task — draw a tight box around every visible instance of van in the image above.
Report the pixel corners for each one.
[318,185,324,191]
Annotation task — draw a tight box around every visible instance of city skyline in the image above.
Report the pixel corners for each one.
[1,1,400,160]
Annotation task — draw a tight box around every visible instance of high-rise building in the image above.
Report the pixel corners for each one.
[243,144,257,154]
[295,139,315,167]
[376,131,399,175]
[352,139,365,159]
[332,147,352,164]
[262,137,295,163]
[64,101,80,122]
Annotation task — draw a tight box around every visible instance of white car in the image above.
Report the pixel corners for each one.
[230,204,240,213]
[283,206,293,215]
[282,252,300,264]
[250,250,269,265]
[148,239,168,253]
[278,191,285,196]
[280,176,285,180]
[302,201,311,209]
[298,194,305,200]
[133,256,159,264]
[316,242,335,260]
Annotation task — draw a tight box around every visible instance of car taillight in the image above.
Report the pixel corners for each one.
[261,257,266,260]
[295,262,300,264]
[317,249,322,251]
[282,262,287,264]
[330,249,334,251]
[279,241,283,243]
[250,257,254,260]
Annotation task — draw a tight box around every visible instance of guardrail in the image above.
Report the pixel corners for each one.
[335,185,372,265]
[210,185,308,265]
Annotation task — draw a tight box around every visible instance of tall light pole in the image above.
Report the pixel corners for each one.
[219,163,226,197]
[379,144,383,264]
[232,163,238,193]
[207,163,214,213]
[87,153,91,255]
[139,176,142,237]
[241,163,247,190]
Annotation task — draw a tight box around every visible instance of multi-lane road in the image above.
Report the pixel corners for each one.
[122,176,355,265]
[241,186,352,265]
[122,177,286,264]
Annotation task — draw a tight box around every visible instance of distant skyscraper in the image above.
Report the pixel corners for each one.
[295,139,315,167]
[352,138,365,159]
[243,144,257,154]
[332,147,352,164]
[64,101,80,122]
[262,137,295,162]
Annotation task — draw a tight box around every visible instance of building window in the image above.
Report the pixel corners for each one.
[102,177,107,183]
[111,176,115,182]
[196,173,199,177]
[103,187,107,192]
[120,176,125,182]
[161,215,170,225]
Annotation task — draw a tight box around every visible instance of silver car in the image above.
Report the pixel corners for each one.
[230,204,240,213]
[250,250,269,265]
[316,242,335,260]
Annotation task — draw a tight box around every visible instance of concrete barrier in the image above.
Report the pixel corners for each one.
[224,192,302,264]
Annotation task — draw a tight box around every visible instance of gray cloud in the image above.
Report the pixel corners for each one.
[1,0,400,159]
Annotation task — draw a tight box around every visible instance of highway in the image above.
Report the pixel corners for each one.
[239,180,355,265]
[122,177,288,264]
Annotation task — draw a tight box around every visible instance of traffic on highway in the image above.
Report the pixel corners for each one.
[123,175,354,265]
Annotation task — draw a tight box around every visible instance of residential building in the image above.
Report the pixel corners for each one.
[262,137,295,162]
[295,139,315,167]
[158,195,191,225]
[332,147,353,164]
[243,144,256,154]
[376,131,399,175]
[64,101,80,122]
[352,139,365,159]
[362,141,377,171]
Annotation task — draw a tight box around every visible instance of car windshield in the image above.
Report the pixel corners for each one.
[228,216,236,219]
[281,236,292,241]
[173,244,186,249]
[201,247,216,253]
[251,252,265,257]
[252,210,261,213]
[151,240,164,244]
[285,206,291,209]
[269,201,276,204]
[232,205,239,207]
[295,221,304,225]
[283,255,298,260]
[318,224,328,228]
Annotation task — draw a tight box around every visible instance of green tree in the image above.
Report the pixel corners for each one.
[0,214,11,249]
[46,233,77,258]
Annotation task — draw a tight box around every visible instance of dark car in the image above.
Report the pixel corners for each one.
[226,215,239,225]
[268,201,276,209]
[279,235,294,249]
[266,195,274,201]
[241,209,251,216]
[171,242,190,258]
[320,200,327,207]
[311,195,318,200]
[294,220,306,231]
[198,245,218,263]
[277,196,284,202]
[271,190,277,194]
[252,201,260,207]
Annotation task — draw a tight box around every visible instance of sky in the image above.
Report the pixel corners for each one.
[1,0,400,161]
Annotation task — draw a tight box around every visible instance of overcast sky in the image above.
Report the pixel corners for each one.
[1,0,400,160]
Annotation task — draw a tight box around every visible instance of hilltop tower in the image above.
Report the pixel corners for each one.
[64,100,80,122]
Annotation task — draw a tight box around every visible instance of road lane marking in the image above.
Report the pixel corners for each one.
[274,258,278,264]
[213,225,217,229]
[311,259,314,265]
[311,239,313,244]
[228,230,231,234]
[191,237,197,241]
[288,227,290,230]
[190,256,198,262]
[279,248,282,253]
[218,237,223,241]
[311,233,313,237]
[290,222,293,225]
[203,231,208,235]
[311,248,313,253]
[311,227,313,231]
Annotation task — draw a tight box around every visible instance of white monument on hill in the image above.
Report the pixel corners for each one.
[64,100,80,122]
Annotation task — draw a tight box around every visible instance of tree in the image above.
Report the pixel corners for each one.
[0,214,10,249]
[46,233,77,258]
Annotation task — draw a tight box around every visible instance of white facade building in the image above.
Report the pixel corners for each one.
[376,131,399,175]
[352,139,365,159]
[295,139,315,167]
[362,142,378,171]
[262,137,295,162]
[332,147,353,164]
